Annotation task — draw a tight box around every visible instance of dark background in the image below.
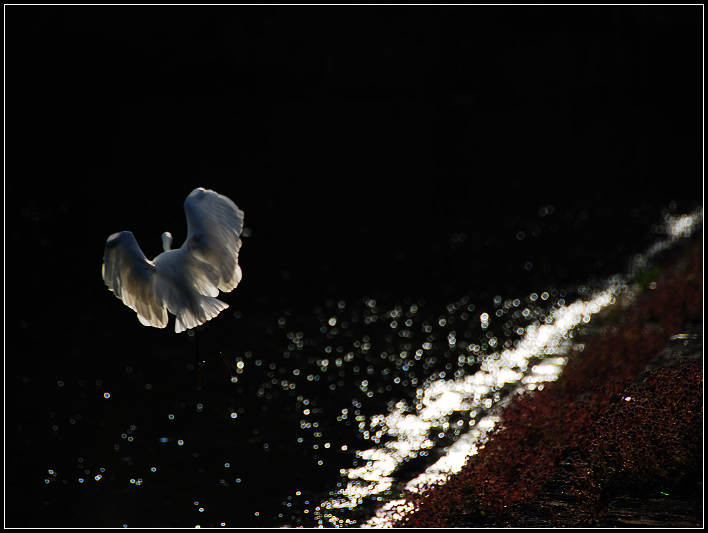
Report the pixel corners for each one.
[5,5,702,527]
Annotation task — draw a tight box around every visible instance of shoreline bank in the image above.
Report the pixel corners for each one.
[396,239,702,528]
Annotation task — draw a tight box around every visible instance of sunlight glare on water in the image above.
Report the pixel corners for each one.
[316,207,702,528]
[319,285,620,527]
[37,207,700,528]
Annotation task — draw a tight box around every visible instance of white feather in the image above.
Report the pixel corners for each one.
[102,188,245,333]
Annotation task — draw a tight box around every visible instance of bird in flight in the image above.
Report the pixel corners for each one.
[102,187,245,333]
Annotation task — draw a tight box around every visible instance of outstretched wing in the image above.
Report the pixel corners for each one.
[102,231,168,328]
[181,187,245,293]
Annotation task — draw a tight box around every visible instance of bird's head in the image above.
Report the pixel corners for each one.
[161,231,173,252]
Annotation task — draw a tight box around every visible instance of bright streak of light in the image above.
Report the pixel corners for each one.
[321,285,620,524]
[320,208,702,528]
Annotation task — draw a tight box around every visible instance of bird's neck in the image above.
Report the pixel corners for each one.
[162,233,173,252]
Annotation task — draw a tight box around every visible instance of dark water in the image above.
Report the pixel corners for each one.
[8,206,700,529]
[6,6,701,528]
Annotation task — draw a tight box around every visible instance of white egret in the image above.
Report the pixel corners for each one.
[102,187,245,333]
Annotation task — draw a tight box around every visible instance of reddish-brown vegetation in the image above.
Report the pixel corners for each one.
[398,242,702,527]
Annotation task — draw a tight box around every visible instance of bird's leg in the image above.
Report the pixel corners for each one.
[221,352,237,380]
[194,327,204,391]
[192,327,237,387]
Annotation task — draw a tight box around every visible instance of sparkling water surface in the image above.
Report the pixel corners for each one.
[26,206,701,528]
